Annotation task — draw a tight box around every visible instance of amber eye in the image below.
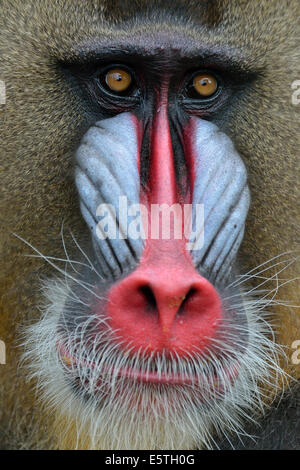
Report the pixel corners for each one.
[105,68,132,93]
[192,73,218,98]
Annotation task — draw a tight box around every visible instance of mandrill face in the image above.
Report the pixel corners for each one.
[1,0,299,451]
[24,44,282,450]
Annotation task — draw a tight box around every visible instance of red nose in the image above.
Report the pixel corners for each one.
[106,241,223,357]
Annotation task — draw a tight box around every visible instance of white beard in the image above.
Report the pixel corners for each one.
[22,278,286,450]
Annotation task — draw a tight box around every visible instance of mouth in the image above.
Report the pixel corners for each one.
[58,342,240,391]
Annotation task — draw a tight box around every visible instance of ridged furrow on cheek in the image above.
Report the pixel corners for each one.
[185,117,250,282]
[75,112,144,277]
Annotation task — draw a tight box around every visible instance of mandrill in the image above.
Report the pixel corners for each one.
[0,0,299,450]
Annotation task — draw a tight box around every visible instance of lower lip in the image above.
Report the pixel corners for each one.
[58,343,239,388]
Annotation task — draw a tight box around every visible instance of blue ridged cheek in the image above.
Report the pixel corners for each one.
[75,112,143,278]
[75,112,250,284]
[188,118,250,283]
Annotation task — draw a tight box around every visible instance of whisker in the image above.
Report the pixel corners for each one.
[70,231,104,281]
[13,233,104,301]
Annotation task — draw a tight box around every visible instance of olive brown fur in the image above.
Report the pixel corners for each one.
[0,0,299,449]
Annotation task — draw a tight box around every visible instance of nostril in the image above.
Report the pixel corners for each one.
[177,288,197,316]
[139,285,157,313]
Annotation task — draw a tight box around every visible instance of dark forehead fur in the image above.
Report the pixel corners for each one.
[0,0,299,450]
